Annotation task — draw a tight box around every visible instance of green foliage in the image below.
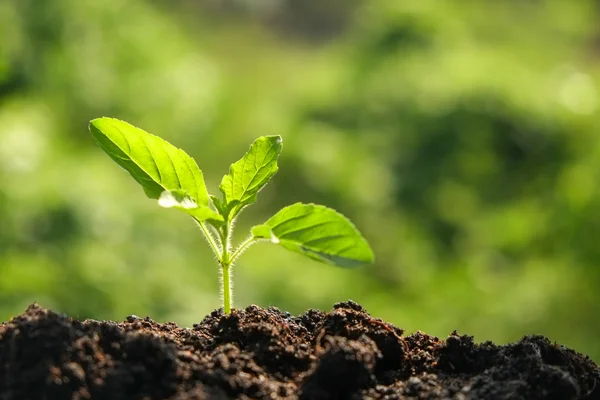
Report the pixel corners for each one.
[89,118,374,313]
[89,118,210,206]
[219,135,282,218]
[158,189,223,223]
[252,203,374,267]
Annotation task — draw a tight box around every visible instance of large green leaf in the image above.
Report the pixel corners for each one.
[219,135,282,215]
[251,203,374,267]
[89,117,209,206]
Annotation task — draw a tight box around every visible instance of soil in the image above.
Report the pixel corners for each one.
[0,302,597,400]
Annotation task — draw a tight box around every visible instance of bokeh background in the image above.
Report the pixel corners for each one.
[1,0,599,362]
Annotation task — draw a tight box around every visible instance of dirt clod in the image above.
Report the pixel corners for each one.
[0,302,597,399]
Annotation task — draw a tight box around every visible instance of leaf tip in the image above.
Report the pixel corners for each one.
[89,116,109,125]
[88,118,101,132]
[89,117,122,135]
[270,135,283,149]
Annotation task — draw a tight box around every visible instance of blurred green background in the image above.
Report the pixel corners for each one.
[1,0,599,362]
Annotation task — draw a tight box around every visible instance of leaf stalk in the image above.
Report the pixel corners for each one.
[230,236,258,265]
[194,219,222,261]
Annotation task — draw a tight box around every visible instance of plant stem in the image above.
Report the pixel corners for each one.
[221,261,232,314]
[219,221,233,314]
[230,236,257,264]
[194,219,222,261]
[194,217,234,313]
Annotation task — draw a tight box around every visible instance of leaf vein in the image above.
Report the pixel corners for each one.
[112,124,132,155]
[163,146,182,189]
[238,139,278,201]
[182,154,200,201]
[278,221,338,238]
[300,234,347,246]
[268,213,309,230]
[139,135,163,184]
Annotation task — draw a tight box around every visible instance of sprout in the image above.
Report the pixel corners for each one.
[89,117,374,313]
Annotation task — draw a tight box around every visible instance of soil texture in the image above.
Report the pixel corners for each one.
[0,302,598,399]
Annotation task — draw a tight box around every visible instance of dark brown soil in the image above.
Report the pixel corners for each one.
[0,302,597,400]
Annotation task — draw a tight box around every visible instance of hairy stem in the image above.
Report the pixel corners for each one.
[194,219,221,262]
[219,220,233,314]
[194,217,233,313]
[221,262,232,314]
[230,236,258,264]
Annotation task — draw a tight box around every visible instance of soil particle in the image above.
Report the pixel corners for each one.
[0,302,597,399]
[299,335,380,399]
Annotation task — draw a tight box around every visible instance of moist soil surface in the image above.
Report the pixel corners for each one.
[0,302,598,400]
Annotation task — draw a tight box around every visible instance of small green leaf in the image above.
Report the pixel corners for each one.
[210,195,240,221]
[210,195,226,216]
[251,203,374,268]
[89,117,210,206]
[219,135,282,214]
[159,190,223,222]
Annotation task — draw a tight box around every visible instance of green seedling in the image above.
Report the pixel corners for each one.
[89,118,374,313]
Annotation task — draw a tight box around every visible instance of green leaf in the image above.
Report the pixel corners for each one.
[210,195,241,221]
[251,203,374,268]
[159,190,223,222]
[89,117,209,206]
[219,135,282,214]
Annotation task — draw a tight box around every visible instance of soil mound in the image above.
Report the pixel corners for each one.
[0,302,597,399]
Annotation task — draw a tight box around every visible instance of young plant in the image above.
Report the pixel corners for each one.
[89,118,374,313]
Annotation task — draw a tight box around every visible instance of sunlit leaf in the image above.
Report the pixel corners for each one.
[251,203,374,267]
[219,135,282,215]
[89,117,209,206]
[159,190,223,222]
